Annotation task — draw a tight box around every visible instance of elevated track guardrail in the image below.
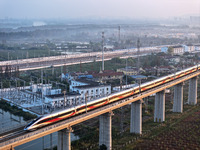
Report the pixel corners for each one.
[0,69,200,150]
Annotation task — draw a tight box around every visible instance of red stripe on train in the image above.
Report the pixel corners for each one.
[46,118,62,123]
[46,112,76,123]
[119,96,124,99]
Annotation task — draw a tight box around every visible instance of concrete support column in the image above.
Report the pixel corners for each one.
[99,112,113,150]
[173,83,183,113]
[50,133,53,150]
[9,146,15,150]
[57,127,73,150]
[188,77,198,105]
[154,90,165,122]
[130,100,142,134]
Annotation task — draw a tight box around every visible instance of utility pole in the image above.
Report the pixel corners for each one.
[63,90,66,109]
[102,32,105,71]
[41,69,44,114]
[85,93,88,113]
[137,38,140,74]
[126,58,127,88]
[120,106,124,134]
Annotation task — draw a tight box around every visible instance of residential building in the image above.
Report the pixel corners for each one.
[30,83,61,96]
[161,46,184,54]
[70,79,111,102]
[117,67,138,75]
[73,84,111,101]
[195,45,200,51]
[89,70,124,82]
[161,47,168,53]
[44,92,81,108]
[183,44,195,52]
[172,45,184,55]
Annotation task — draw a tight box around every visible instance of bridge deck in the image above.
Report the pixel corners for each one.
[0,70,200,150]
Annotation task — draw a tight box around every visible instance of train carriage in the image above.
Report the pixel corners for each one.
[24,65,200,131]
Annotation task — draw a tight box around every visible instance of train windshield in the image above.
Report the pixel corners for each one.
[25,117,42,128]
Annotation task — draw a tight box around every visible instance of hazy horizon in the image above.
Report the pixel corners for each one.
[0,0,200,20]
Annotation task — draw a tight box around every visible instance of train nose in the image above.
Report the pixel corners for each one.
[24,126,28,131]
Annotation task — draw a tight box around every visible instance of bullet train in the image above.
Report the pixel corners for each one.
[24,65,200,131]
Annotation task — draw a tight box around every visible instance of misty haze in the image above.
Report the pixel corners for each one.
[0,0,200,150]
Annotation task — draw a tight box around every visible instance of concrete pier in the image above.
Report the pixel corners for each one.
[57,127,73,150]
[50,133,53,150]
[173,83,183,113]
[99,112,113,150]
[188,77,198,105]
[154,90,165,122]
[130,100,142,134]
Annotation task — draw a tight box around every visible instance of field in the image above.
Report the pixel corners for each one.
[124,105,200,150]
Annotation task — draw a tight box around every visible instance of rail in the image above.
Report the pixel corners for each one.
[0,70,199,150]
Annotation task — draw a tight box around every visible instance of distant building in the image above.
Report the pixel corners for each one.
[73,84,111,101]
[161,47,168,53]
[172,45,184,54]
[117,67,138,75]
[62,72,93,82]
[45,92,81,108]
[183,44,195,52]
[190,16,200,24]
[166,56,181,65]
[88,70,124,82]
[70,79,111,101]
[62,70,123,83]
[157,66,171,74]
[195,45,200,51]
[70,79,95,91]
[30,83,61,96]
[161,46,184,54]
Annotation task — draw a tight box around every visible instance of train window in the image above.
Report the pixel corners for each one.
[26,117,42,127]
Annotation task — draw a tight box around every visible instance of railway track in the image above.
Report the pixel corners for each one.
[0,127,25,143]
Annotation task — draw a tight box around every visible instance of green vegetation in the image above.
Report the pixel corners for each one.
[167,46,174,55]
[141,53,169,67]
[0,99,37,121]
[0,49,59,61]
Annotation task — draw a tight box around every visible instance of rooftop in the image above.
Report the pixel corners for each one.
[46,92,80,98]
[75,79,99,85]
[172,45,183,48]
[74,84,110,89]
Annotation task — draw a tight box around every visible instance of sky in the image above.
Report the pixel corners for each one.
[0,0,200,20]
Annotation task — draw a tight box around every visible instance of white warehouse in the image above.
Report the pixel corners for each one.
[70,79,111,101]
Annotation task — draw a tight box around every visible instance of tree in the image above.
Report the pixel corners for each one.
[167,47,174,55]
